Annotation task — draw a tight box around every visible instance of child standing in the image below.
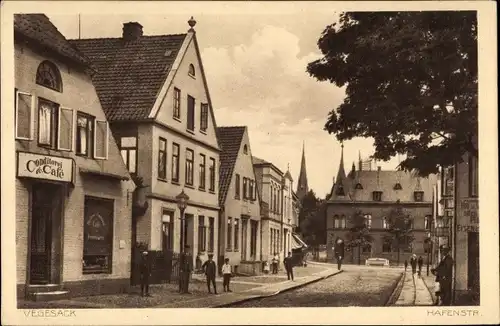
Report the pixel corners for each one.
[222,258,232,292]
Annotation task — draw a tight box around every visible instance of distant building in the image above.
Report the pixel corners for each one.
[14,14,135,299]
[326,145,437,264]
[71,18,221,267]
[216,126,261,274]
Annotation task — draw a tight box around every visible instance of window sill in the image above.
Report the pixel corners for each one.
[209,190,215,194]
[200,129,207,135]
[199,187,206,192]
[75,152,93,159]
[172,180,180,185]
[186,129,195,135]
[173,116,181,123]
[189,73,196,79]
[158,178,168,183]
[185,184,195,189]
[226,248,232,252]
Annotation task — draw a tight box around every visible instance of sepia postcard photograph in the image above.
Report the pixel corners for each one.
[1,1,498,325]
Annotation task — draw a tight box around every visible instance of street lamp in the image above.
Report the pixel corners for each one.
[176,190,190,254]
[424,232,432,276]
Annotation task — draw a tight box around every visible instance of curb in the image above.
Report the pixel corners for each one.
[215,269,344,308]
[385,271,405,306]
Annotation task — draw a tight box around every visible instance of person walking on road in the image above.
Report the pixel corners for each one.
[417,256,424,277]
[432,246,454,306]
[410,254,417,276]
[202,254,217,294]
[404,259,408,271]
[284,252,294,281]
[140,251,151,297]
[222,258,232,292]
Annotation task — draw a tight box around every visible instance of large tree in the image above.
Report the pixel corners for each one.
[347,210,374,265]
[299,190,326,246]
[384,201,415,265]
[307,11,478,176]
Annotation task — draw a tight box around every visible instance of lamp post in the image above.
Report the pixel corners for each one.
[425,232,432,276]
[176,190,190,254]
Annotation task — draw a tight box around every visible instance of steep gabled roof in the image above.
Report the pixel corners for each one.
[14,14,90,67]
[216,126,246,205]
[70,33,186,121]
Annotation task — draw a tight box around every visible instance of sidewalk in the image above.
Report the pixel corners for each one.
[394,271,433,306]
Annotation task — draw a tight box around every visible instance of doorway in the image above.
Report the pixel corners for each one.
[467,231,479,291]
[241,219,248,261]
[29,183,61,284]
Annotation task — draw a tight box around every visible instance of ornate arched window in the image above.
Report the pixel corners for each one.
[188,64,195,76]
[36,61,62,92]
[333,214,340,228]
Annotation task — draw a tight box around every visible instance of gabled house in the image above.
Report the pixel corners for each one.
[216,126,261,274]
[14,14,135,300]
[71,18,221,267]
[326,145,437,264]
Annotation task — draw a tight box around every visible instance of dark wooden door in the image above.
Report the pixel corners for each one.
[30,183,57,284]
[467,231,480,290]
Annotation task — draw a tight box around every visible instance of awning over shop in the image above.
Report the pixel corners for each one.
[79,167,130,181]
[291,233,308,250]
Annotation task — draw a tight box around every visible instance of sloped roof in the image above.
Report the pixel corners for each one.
[216,126,246,205]
[329,170,437,202]
[14,14,90,67]
[70,33,186,121]
[252,156,269,165]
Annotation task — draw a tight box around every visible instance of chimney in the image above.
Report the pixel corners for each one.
[123,22,143,41]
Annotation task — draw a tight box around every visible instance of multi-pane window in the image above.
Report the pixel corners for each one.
[372,191,382,201]
[249,180,254,201]
[198,216,206,252]
[364,214,372,228]
[187,95,195,131]
[333,215,340,228]
[234,218,239,250]
[209,158,215,191]
[227,217,232,250]
[172,143,180,182]
[36,61,62,92]
[243,178,248,199]
[173,88,181,119]
[161,210,174,251]
[199,154,206,189]
[15,91,34,140]
[235,174,240,198]
[120,137,137,173]
[185,148,194,186]
[158,137,167,180]
[38,99,58,148]
[250,220,257,257]
[200,103,208,132]
[76,113,94,156]
[469,154,478,197]
[414,191,424,202]
[208,217,215,252]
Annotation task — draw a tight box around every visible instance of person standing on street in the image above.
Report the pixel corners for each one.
[222,258,232,292]
[417,256,424,277]
[272,253,279,274]
[284,252,294,281]
[202,254,217,294]
[404,259,408,271]
[410,254,417,276]
[140,251,151,297]
[433,246,454,305]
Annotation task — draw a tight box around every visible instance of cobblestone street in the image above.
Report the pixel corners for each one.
[229,265,402,307]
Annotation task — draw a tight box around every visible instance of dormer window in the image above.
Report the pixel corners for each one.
[393,183,402,190]
[414,191,424,202]
[188,64,195,77]
[355,183,363,190]
[336,185,345,196]
[36,61,62,92]
[243,144,248,155]
[372,191,382,201]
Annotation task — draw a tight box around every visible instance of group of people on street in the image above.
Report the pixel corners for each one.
[405,254,424,277]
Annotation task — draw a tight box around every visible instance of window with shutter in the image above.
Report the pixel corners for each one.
[187,95,195,131]
[15,91,34,140]
[38,99,59,148]
[58,107,74,151]
[94,120,108,159]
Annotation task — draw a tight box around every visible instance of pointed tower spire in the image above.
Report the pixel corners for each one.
[296,141,309,200]
[336,142,346,182]
[358,150,362,171]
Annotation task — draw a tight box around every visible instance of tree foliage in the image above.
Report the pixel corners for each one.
[384,201,415,264]
[347,210,374,265]
[299,190,326,246]
[307,11,478,176]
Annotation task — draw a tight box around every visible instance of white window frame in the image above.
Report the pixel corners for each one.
[57,106,75,151]
[15,90,35,140]
[94,119,109,160]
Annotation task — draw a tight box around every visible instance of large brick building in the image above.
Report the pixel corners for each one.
[71,18,221,266]
[15,15,135,300]
[326,145,437,264]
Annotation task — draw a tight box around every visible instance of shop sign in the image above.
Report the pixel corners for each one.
[460,199,479,224]
[457,224,479,233]
[17,152,74,183]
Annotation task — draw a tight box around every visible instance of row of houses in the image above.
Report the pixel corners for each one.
[14,14,305,300]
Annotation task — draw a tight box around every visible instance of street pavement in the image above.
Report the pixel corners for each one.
[229,264,402,307]
[394,271,434,306]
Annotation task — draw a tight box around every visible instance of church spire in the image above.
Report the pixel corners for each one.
[336,142,346,183]
[296,141,309,200]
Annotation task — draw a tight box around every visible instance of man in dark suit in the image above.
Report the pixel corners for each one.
[284,252,294,281]
[140,251,151,297]
[434,246,454,305]
[179,246,193,294]
[202,254,217,294]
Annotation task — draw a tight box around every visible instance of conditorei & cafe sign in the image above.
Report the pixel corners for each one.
[17,152,74,183]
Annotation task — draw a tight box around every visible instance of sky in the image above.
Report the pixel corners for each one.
[46,2,400,198]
